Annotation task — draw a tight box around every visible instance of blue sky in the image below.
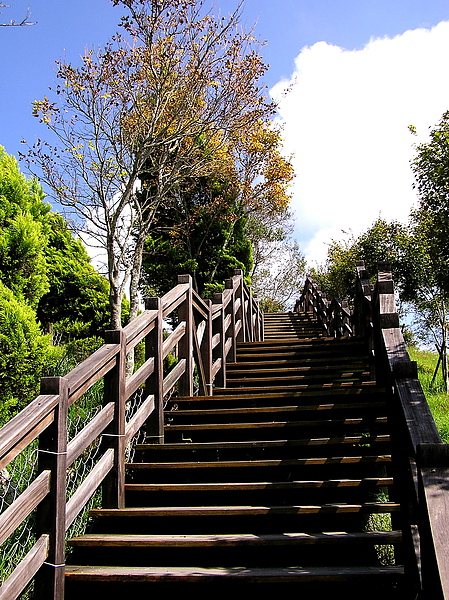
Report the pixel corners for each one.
[2,0,449,265]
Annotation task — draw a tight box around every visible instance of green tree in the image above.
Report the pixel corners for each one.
[0,282,59,426]
[37,213,111,339]
[410,111,449,294]
[0,147,50,305]
[311,218,414,302]
[0,146,110,338]
[141,174,252,297]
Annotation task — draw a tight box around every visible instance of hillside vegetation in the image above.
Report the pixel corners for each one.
[408,346,449,442]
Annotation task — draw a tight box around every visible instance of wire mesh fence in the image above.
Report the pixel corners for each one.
[0,378,151,598]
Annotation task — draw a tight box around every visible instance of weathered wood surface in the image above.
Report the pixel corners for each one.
[0,270,260,599]
[0,535,49,600]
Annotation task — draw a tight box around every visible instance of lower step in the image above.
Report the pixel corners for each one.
[68,530,402,549]
[65,564,404,583]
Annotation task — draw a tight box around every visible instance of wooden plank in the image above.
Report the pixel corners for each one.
[34,377,68,600]
[65,448,114,531]
[122,309,157,351]
[125,478,394,493]
[0,535,49,600]
[419,443,449,599]
[395,378,441,452]
[125,394,155,445]
[67,403,115,468]
[125,356,155,399]
[164,417,388,432]
[163,359,186,397]
[211,358,222,378]
[65,344,119,405]
[162,321,186,359]
[69,530,402,548]
[161,284,188,319]
[0,470,51,546]
[137,435,390,452]
[0,412,54,472]
[128,455,392,470]
[0,395,58,468]
[90,502,400,518]
[165,401,387,417]
[101,330,126,510]
[211,332,220,350]
[64,564,404,583]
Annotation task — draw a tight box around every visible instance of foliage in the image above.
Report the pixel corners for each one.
[0,147,51,306]
[141,174,252,297]
[24,0,277,328]
[310,218,414,302]
[410,111,449,295]
[409,346,449,443]
[36,213,111,339]
[0,282,61,426]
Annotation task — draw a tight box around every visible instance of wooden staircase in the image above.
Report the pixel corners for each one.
[65,312,405,596]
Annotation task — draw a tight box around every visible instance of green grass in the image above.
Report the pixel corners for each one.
[408,346,449,443]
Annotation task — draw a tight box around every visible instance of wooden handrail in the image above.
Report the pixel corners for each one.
[0,268,262,599]
[296,261,449,598]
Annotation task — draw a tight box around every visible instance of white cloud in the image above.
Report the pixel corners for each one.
[272,21,449,267]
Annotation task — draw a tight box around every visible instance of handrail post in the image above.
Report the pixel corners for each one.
[234,269,245,342]
[225,277,237,363]
[248,286,254,342]
[213,292,226,388]
[34,376,68,600]
[145,297,164,443]
[202,299,213,396]
[178,274,194,397]
[102,329,126,508]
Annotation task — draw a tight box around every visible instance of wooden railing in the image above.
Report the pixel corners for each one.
[297,261,449,599]
[0,269,262,600]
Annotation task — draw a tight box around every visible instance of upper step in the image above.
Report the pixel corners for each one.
[263,312,325,340]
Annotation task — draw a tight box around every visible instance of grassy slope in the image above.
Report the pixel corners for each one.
[408,346,449,443]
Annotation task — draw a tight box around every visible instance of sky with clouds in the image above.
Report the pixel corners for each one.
[1,0,449,267]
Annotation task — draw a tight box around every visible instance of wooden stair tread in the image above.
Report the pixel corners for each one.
[125,478,394,492]
[163,417,389,431]
[66,312,403,593]
[213,382,380,393]
[173,384,384,402]
[65,564,405,582]
[90,502,400,518]
[165,401,387,417]
[69,530,402,547]
[137,434,391,452]
[127,455,391,469]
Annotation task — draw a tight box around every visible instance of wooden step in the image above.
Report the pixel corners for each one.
[126,455,392,471]
[89,502,400,518]
[125,477,394,493]
[65,563,405,584]
[137,434,391,453]
[65,313,403,596]
[69,529,401,548]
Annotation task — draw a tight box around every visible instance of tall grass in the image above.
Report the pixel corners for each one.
[408,346,449,443]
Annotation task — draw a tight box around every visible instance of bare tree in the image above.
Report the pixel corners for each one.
[23,0,274,329]
[0,4,36,26]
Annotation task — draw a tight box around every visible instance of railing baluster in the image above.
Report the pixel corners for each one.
[178,274,194,397]
[101,329,126,509]
[145,297,164,444]
[34,377,68,600]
